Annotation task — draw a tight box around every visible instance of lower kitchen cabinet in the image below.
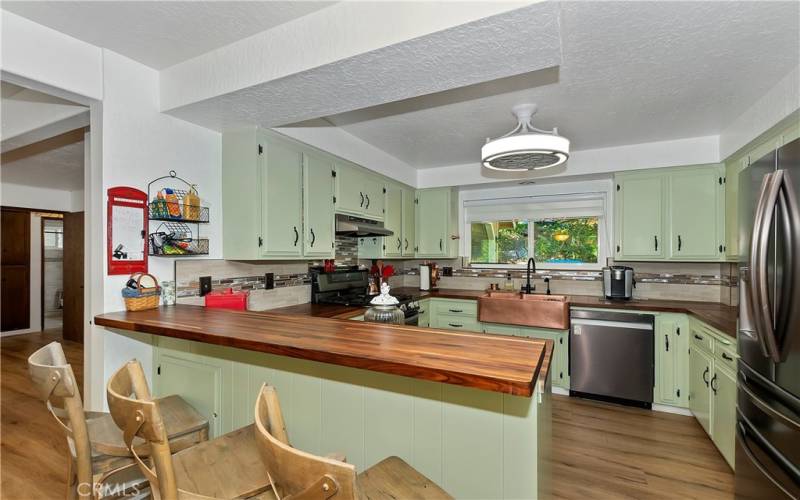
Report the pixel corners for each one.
[689,344,713,435]
[654,314,689,408]
[153,338,233,438]
[711,364,737,468]
[418,299,430,327]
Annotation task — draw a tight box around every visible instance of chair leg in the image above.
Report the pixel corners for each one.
[66,458,78,500]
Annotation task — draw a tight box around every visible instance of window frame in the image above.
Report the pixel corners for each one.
[463,189,611,271]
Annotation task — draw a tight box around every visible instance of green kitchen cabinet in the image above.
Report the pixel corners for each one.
[334,160,369,217]
[358,236,383,259]
[383,184,404,258]
[482,323,520,336]
[518,327,570,390]
[303,150,336,258]
[153,339,232,438]
[260,135,304,257]
[415,188,459,258]
[418,299,430,327]
[335,161,384,220]
[614,172,666,260]
[689,342,713,435]
[724,158,745,260]
[402,187,416,257]
[668,164,725,260]
[654,314,689,408]
[711,365,736,469]
[222,128,262,259]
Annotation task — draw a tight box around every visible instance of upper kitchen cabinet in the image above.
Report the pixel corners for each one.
[383,183,404,258]
[614,164,725,262]
[303,150,336,258]
[402,187,416,257]
[222,129,319,260]
[668,164,725,260]
[614,172,666,260]
[415,187,459,258]
[334,161,385,220]
[260,134,304,258]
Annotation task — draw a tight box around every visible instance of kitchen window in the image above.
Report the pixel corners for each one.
[464,193,608,270]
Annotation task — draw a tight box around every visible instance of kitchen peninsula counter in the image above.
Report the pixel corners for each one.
[95,304,549,397]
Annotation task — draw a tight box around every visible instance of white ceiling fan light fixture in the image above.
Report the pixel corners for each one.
[481,103,570,172]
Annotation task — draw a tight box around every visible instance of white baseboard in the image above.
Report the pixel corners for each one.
[652,403,693,416]
[1,328,42,338]
[551,386,569,396]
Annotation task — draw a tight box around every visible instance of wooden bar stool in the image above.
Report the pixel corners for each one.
[28,342,209,499]
[106,359,274,500]
[254,383,452,500]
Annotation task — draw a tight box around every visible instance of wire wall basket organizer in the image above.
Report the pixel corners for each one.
[147,171,209,257]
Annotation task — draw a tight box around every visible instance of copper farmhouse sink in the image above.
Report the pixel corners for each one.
[478,291,570,330]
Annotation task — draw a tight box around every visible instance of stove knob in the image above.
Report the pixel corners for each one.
[399,304,407,311]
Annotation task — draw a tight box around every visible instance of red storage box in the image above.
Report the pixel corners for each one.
[204,288,249,310]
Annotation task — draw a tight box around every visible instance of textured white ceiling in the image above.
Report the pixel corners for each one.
[1,141,84,191]
[1,1,335,69]
[321,1,800,168]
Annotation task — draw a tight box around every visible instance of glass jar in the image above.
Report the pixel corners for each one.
[161,281,176,306]
[364,304,405,325]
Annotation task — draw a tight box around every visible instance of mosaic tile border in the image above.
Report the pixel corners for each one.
[176,273,311,298]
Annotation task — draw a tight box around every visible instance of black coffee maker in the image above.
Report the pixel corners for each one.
[603,266,635,299]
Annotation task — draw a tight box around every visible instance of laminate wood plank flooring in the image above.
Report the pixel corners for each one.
[2,330,82,499]
[1,332,734,499]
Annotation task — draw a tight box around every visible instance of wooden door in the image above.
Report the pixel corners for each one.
[62,212,84,342]
[303,151,335,258]
[655,315,679,406]
[615,173,665,259]
[669,165,724,260]
[334,161,366,216]
[1,208,30,331]
[711,365,736,469]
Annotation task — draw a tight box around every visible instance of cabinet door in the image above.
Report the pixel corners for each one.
[261,136,303,257]
[363,178,385,220]
[384,185,403,257]
[418,299,430,327]
[669,165,724,260]
[655,315,687,406]
[304,152,335,257]
[155,351,224,437]
[482,323,520,336]
[416,189,449,257]
[689,346,713,435]
[724,158,744,260]
[335,161,366,216]
[518,328,569,389]
[402,188,416,257]
[712,366,736,469]
[615,174,665,259]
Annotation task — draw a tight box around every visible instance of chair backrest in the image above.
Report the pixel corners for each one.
[28,341,93,497]
[106,359,177,500]
[253,384,358,500]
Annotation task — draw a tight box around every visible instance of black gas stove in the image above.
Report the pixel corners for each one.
[310,267,421,323]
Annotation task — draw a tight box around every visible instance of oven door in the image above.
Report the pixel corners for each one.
[404,312,419,326]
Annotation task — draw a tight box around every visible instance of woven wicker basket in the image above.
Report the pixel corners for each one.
[123,273,161,311]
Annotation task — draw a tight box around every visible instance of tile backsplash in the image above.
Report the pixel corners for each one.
[175,255,739,311]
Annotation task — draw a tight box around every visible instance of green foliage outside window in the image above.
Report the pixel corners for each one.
[470,217,598,265]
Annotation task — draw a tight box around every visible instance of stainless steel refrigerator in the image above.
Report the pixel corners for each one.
[736,137,800,499]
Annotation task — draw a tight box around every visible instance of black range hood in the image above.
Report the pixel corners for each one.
[335,214,393,238]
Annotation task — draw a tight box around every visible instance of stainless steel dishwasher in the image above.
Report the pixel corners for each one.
[569,309,655,408]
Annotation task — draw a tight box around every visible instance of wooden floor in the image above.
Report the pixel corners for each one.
[1,332,734,499]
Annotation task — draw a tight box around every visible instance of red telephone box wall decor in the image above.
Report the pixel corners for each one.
[107,187,148,275]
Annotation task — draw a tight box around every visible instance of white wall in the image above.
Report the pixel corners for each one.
[0,10,103,102]
[100,49,222,396]
[417,135,720,188]
[720,65,800,159]
[0,183,81,212]
[274,125,418,187]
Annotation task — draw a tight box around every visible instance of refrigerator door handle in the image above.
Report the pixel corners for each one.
[748,172,777,359]
[737,422,797,499]
[775,170,800,362]
[740,380,800,431]
[751,171,783,363]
